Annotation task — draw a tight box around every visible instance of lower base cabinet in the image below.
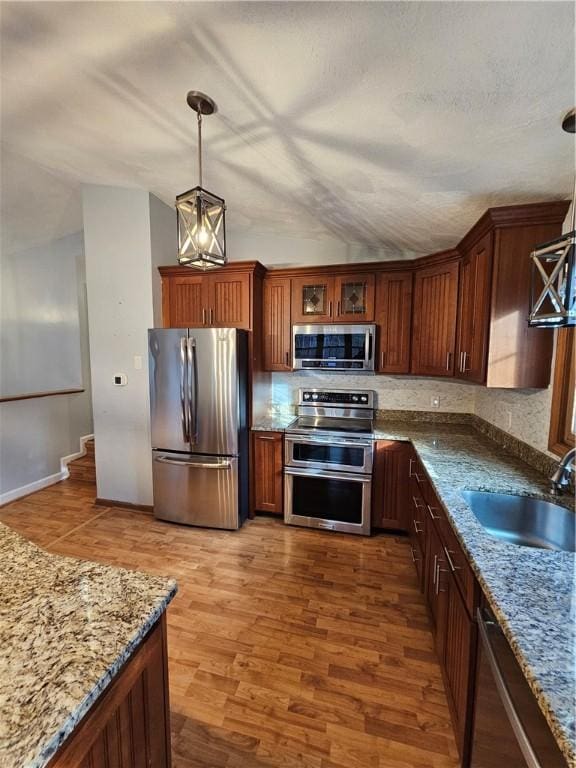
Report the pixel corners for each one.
[252,431,284,515]
[372,440,412,530]
[47,616,171,768]
[403,444,478,766]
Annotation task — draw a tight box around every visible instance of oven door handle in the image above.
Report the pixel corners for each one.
[285,436,373,449]
[284,467,372,483]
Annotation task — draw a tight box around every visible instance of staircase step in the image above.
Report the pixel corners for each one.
[68,439,96,484]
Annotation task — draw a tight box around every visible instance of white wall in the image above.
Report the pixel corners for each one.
[0,235,93,500]
[228,230,408,268]
[82,186,176,506]
[150,193,177,326]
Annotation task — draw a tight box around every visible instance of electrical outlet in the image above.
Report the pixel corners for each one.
[431,395,440,409]
[133,355,143,370]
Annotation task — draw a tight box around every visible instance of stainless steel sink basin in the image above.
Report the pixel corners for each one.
[461,491,575,552]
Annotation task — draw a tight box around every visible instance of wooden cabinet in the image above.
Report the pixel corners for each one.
[47,616,171,768]
[252,431,284,515]
[411,260,460,376]
[165,274,207,327]
[263,277,292,371]
[455,232,492,383]
[160,262,260,330]
[291,273,375,324]
[371,440,411,530]
[375,271,412,374]
[443,569,476,756]
[209,272,251,328]
[407,455,479,764]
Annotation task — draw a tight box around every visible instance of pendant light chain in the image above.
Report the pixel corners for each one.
[197,110,203,188]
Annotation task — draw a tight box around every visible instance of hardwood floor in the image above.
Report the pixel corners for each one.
[0,480,459,768]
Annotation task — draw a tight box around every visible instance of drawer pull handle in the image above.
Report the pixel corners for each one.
[436,563,448,595]
[428,504,441,520]
[412,495,425,510]
[413,520,424,534]
[444,546,461,572]
[410,546,420,563]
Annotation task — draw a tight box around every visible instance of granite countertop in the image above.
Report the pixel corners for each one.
[371,419,575,766]
[252,415,575,763]
[0,523,177,768]
[252,414,297,431]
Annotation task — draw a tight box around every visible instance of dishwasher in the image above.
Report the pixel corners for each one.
[470,607,567,768]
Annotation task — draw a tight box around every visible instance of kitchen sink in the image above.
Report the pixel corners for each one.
[461,491,575,552]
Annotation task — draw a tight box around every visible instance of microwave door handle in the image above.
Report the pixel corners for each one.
[180,337,189,441]
[365,328,372,364]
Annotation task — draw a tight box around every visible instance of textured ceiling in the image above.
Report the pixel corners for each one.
[1,1,574,257]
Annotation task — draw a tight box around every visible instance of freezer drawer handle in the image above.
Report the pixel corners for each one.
[476,608,542,768]
[155,457,232,470]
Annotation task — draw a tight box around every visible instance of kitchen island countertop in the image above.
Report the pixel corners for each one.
[0,522,177,768]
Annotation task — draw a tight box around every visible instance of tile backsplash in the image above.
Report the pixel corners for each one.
[266,372,555,458]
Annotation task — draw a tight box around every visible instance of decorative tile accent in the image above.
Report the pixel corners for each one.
[0,523,176,768]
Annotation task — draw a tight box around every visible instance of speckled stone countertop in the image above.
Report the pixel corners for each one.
[0,523,177,768]
[371,419,575,766]
[252,414,297,431]
[252,414,575,763]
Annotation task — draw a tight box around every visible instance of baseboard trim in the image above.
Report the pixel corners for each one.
[95,497,154,515]
[0,470,68,507]
[60,433,95,477]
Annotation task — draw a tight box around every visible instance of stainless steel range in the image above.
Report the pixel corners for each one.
[284,388,375,535]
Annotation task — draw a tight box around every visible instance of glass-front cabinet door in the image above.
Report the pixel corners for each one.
[333,274,375,321]
[290,273,375,324]
[291,276,335,323]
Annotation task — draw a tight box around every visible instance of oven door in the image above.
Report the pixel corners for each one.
[284,467,371,535]
[285,434,373,474]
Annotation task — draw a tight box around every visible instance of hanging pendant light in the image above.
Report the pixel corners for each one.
[528,107,575,327]
[176,91,226,270]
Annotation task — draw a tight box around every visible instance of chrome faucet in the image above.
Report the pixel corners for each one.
[549,447,576,496]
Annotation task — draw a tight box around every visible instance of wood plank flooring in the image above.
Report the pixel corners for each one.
[0,480,459,768]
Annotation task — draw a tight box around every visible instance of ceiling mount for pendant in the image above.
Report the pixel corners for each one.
[175,90,227,271]
[528,108,575,328]
[186,91,217,116]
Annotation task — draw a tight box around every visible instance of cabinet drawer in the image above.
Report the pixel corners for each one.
[439,516,478,617]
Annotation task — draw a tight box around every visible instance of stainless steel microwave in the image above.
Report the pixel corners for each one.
[292,324,375,372]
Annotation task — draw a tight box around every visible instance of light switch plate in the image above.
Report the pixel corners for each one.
[430,395,440,408]
[113,373,127,386]
[133,355,143,370]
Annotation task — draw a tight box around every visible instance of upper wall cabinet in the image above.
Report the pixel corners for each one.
[411,260,460,377]
[263,277,292,371]
[159,262,265,331]
[455,232,492,383]
[291,273,375,324]
[455,203,569,388]
[375,271,413,374]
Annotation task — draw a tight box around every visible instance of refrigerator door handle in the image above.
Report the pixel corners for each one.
[155,456,232,470]
[179,337,189,441]
[187,337,199,444]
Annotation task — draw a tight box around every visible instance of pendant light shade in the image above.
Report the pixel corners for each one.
[528,107,575,327]
[176,91,227,270]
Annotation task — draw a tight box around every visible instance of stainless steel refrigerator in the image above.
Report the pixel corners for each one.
[148,328,249,529]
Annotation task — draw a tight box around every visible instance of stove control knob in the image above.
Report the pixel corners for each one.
[303,393,311,400]
[361,395,368,403]
[352,395,359,402]
[312,393,319,400]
